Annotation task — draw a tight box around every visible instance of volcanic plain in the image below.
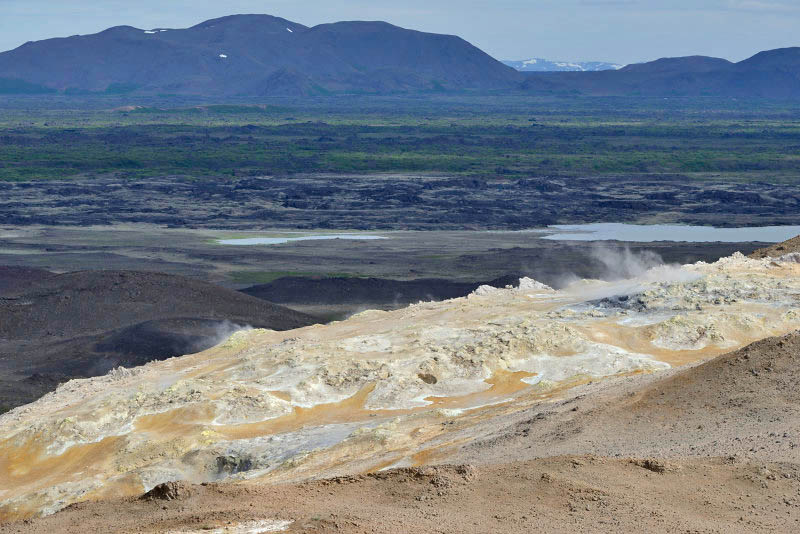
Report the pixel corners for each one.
[1,96,799,533]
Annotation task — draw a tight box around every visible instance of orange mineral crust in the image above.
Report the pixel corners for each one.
[1,252,799,520]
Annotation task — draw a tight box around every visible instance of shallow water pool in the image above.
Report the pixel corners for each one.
[218,234,388,246]
[542,223,800,243]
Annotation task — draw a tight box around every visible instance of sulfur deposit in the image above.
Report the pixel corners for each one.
[1,252,799,521]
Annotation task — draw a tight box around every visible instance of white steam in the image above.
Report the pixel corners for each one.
[589,246,666,280]
[561,245,701,301]
[590,244,700,284]
[196,320,253,352]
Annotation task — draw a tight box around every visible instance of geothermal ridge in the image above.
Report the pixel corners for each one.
[1,251,799,525]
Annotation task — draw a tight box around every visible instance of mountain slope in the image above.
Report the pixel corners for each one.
[0,14,521,95]
[1,15,798,97]
[0,269,317,411]
[738,47,800,72]
[522,48,800,97]
[620,55,733,74]
[749,233,800,259]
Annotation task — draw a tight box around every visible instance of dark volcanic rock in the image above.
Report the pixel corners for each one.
[0,270,314,339]
[0,266,54,295]
[141,481,192,501]
[241,275,520,307]
[2,175,797,231]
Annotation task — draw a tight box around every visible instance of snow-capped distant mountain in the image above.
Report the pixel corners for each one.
[503,58,624,72]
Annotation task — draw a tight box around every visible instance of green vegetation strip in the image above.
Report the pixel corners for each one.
[0,96,799,182]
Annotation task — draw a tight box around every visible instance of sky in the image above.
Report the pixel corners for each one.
[0,0,799,64]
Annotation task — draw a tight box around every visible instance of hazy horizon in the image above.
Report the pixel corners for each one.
[1,0,799,64]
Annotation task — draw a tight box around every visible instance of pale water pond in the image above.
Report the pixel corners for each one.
[542,223,800,243]
[218,234,388,246]
[215,224,800,247]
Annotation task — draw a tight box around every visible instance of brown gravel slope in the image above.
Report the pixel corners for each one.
[452,331,800,465]
[749,234,800,258]
[2,458,798,534]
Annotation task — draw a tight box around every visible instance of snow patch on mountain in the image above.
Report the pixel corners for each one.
[504,58,625,72]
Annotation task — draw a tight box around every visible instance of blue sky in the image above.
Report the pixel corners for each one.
[1,0,798,64]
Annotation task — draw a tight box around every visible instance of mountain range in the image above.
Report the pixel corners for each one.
[522,49,800,98]
[0,14,798,98]
[503,58,623,72]
[0,14,520,95]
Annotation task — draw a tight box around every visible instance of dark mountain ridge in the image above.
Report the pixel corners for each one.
[0,15,798,97]
[0,14,521,95]
[620,55,734,74]
[522,47,800,98]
